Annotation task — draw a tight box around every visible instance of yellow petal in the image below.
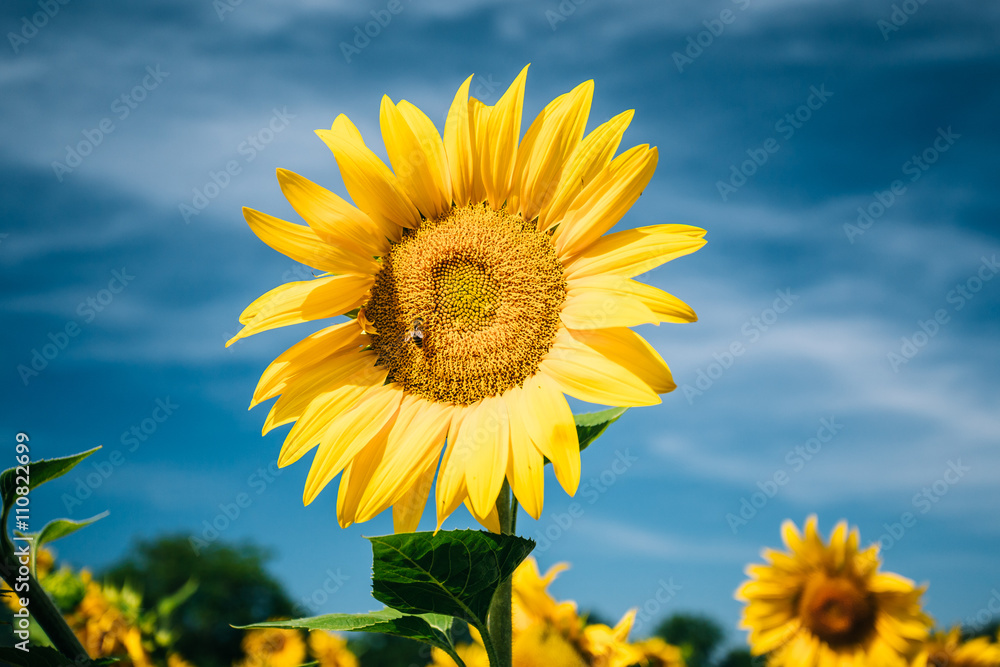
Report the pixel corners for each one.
[303,383,404,505]
[517,376,580,495]
[481,65,529,209]
[459,396,510,519]
[336,426,390,528]
[539,330,661,406]
[436,406,472,528]
[561,276,697,330]
[354,396,453,522]
[380,96,451,219]
[553,144,658,259]
[468,97,491,205]
[227,274,373,345]
[392,457,438,533]
[444,75,475,207]
[263,352,382,435]
[563,224,707,280]
[464,497,501,533]
[276,169,388,258]
[316,115,421,240]
[251,320,365,408]
[567,327,676,394]
[511,80,593,221]
[243,206,378,276]
[504,390,545,520]
[276,361,387,464]
[539,109,633,231]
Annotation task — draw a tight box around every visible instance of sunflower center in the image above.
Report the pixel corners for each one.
[798,573,877,647]
[366,203,566,405]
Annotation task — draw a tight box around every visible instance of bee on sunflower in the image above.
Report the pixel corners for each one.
[229,65,705,532]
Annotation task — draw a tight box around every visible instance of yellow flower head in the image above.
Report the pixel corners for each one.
[736,515,932,667]
[630,637,686,667]
[913,627,1000,667]
[239,627,307,667]
[229,65,705,531]
[513,557,581,640]
[308,629,359,667]
[580,608,644,667]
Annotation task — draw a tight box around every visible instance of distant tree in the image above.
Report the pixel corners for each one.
[102,535,295,667]
[653,613,725,667]
[716,647,757,667]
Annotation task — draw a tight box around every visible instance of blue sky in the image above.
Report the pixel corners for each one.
[2,0,999,649]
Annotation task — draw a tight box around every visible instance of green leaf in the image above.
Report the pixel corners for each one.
[34,512,109,549]
[368,529,534,629]
[237,607,456,652]
[0,447,101,511]
[155,578,198,618]
[575,407,628,453]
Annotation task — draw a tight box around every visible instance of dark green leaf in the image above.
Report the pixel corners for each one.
[237,607,455,653]
[0,447,101,512]
[575,407,628,453]
[35,512,109,548]
[368,529,534,628]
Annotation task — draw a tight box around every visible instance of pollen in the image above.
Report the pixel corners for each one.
[366,203,566,405]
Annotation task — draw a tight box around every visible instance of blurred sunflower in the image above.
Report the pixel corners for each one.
[629,637,686,667]
[238,627,307,667]
[736,515,931,667]
[913,627,1000,667]
[308,629,359,667]
[229,65,705,530]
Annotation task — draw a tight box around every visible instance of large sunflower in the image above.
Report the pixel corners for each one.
[736,516,931,667]
[228,65,705,531]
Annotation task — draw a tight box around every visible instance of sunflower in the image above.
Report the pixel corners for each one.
[913,628,1000,667]
[308,629,359,667]
[229,64,705,530]
[736,516,931,667]
[238,627,307,667]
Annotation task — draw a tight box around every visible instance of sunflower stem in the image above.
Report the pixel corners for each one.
[0,537,90,663]
[487,480,516,667]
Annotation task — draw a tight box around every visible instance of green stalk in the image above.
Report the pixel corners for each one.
[0,537,90,663]
[487,480,517,667]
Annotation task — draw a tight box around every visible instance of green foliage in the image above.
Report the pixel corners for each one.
[33,513,109,550]
[654,613,726,667]
[38,567,89,611]
[716,648,757,667]
[0,447,100,540]
[575,407,628,454]
[369,530,534,629]
[102,535,296,667]
[241,608,458,659]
